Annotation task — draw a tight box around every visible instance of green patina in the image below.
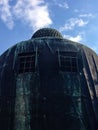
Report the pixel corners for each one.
[0,28,98,130]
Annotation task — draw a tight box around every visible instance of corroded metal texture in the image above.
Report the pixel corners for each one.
[32,28,63,39]
[0,28,98,130]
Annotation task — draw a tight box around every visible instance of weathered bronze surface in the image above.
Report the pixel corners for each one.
[0,28,98,130]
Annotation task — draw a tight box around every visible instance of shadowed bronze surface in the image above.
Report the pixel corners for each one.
[0,28,98,130]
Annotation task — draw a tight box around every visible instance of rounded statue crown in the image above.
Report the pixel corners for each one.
[32,28,63,39]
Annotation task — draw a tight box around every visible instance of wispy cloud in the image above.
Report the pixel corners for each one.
[90,43,98,53]
[0,0,52,30]
[79,13,94,18]
[63,33,83,42]
[60,18,88,32]
[0,0,14,29]
[58,2,69,9]
[64,32,98,53]
[53,0,69,9]
[74,9,80,13]
[13,0,52,31]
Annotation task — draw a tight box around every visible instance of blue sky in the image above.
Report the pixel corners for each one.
[0,0,98,55]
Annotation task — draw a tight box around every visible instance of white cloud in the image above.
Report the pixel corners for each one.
[69,35,82,42]
[53,0,69,9]
[0,0,52,30]
[90,43,98,53]
[58,2,69,9]
[0,0,14,29]
[60,18,88,32]
[63,33,98,53]
[74,9,79,13]
[63,34,83,42]
[13,0,52,30]
[79,13,94,18]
